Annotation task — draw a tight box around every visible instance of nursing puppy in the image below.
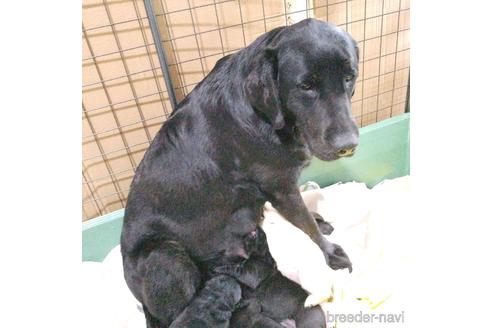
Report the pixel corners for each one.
[232,272,327,328]
[167,275,241,328]
[121,18,359,327]
[230,226,329,328]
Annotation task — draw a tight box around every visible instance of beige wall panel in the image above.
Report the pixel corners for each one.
[379,72,395,93]
[392,102,406,115]
[382,12,399,34]
[327,2,347,26]
[361,111,377,126]
[106,0,138,23]
[393,85,407,105]
[396,48,409,70]
[196,30,223,57]
[348,0,366,22]
[364,37,381,60]
[240,0,269,23]
[384,0,400,14]
[313,2,327,21]
[397,29,410,51]
[191,5,220,34]
[381,32,397,56]
[216,0,242,28]
[265,15,287,31]
[394,67,409,89]
[83,0,111,29]
[243,20,269,44]
[365,16,382,39]
[362,77,379,98]
[378,91,393,110]
[377,106,391,120]
[262,0,286,17]
[363,58,380,79]
[366,0,383,18]
[173,35,201,63]
[160,1,189,15]
[363,95,378,113]
[379,53,396,74]
[399,9,410,31]
[401,0,410,10]
[347,20,365,42]
[351,100,363,118]
[221,25,247,52]
[166,10,196,38]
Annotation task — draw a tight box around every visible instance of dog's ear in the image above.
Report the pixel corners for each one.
[244,48,285,130]
[351,42,359,98]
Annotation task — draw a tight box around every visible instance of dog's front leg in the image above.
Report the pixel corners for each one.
[270,190,353,272]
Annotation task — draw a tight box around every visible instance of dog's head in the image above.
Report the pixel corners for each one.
[245,18,360,161]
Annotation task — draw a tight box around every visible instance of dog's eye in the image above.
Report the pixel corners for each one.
[299,82,314,90]
[344,75,355,83]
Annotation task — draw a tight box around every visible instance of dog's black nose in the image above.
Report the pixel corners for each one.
[337,147,356,157]
[331,131,359,158]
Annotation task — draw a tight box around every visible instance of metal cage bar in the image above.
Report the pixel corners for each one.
[143,0,178,111]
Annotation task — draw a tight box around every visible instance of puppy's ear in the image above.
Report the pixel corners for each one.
[235,258,273,289]
[244,48,285,130]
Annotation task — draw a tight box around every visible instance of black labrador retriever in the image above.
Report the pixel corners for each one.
[121,18,359,327]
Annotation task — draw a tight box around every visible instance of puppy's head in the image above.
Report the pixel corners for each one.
[222,226,271,264]
[221,208,264,263]
[243,227,270,258]
[206,275,242,322]
[245,18,360,161]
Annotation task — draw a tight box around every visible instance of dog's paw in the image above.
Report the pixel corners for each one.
[311,212,335,235]
[310,212,325,222]
[317,221,335,235]
[322,241,353,273]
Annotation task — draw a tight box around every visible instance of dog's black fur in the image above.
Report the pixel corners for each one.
[166,275,241,328]
[121,18,359,327]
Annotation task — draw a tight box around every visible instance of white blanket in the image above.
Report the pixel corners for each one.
[81,247,145,328]
[81,176,412,328]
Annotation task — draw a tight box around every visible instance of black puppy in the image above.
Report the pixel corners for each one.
[121,18,359,327]
[229,224,331,328]
[232,270,327,328]
[166,275,241,328]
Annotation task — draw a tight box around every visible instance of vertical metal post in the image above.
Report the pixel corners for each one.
[405,72,410,113]
[144,0,178,111]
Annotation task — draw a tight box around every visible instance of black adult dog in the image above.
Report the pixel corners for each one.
[121,18,359,327]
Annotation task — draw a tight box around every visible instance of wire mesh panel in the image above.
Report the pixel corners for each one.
[82,0,174,220]
[82,0,410,221]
